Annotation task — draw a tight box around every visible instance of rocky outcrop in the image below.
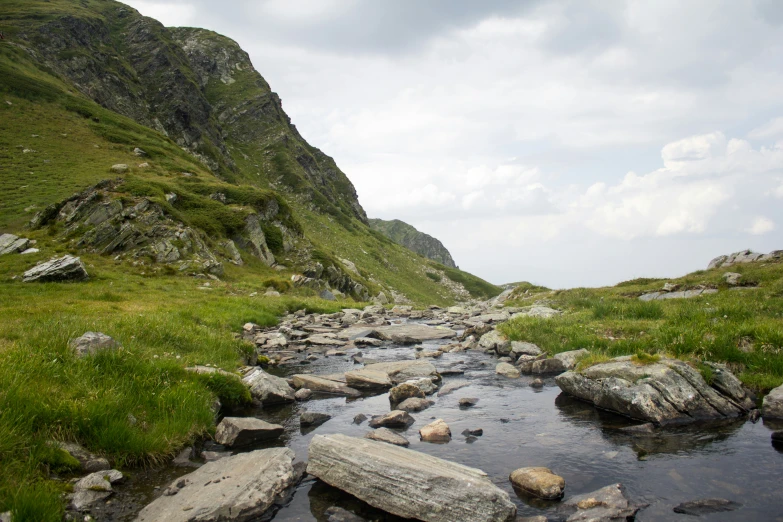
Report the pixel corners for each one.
[135,448,295,522]
[242,368,295,403]
[307,434,516,522]
[369,218,457,268]
[23,255,88,282]
[639,288,718,301]
[708,249,782,269]
[0,233,30,255]
[555,356,753,425]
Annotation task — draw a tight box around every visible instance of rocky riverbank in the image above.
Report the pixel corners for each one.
[46,295,783,522]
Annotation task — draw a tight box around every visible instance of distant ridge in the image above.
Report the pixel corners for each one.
[369,219,457,268]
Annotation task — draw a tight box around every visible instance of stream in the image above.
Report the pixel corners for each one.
[105,322,783,522]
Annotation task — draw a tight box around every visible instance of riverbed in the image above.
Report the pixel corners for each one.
[110,326,783,521]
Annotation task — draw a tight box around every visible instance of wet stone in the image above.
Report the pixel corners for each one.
[673,498,742,515]
[369,410,414,429]
[301,411,332,427]
[458,397,479,407]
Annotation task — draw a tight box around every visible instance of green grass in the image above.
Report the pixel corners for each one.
[0,252,349,519]
[500,259,783,393]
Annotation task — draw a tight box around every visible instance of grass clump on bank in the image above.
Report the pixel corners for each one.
[500,259,783,393]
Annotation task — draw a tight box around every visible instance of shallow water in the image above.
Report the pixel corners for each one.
[112,333,783,522]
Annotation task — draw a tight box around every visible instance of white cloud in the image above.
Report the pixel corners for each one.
[748,216,775,235]
[749,117,783,140]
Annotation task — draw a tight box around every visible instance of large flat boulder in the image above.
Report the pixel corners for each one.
[292,374,361,397]
[557,483,640,521]
[243,368,295,403]
[345,368,393,390]
[372,324,456,344]
[214,417,283,447]
[307,434,516,522]
[135,448,295,522]
[363,359,439,384]
[23,255,88,282]
[555,357,750,425]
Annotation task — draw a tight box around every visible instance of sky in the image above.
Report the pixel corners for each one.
[124,0,783,288]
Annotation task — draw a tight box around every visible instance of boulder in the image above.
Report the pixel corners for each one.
[673,498,741,515]
[69,332,120,358]
[0,233,30,255]
[496,362,521,378]
[723,272,742,286]
[419,419,451,443]
[389,383,425,404]
[364,359,439,384]
[437,380,469,397]
[365,427,410,447]
[763,383,783,419]
[640,288,718,301]
[458,397,479,407]
[214,417,283,447]
[510,341,542,357]
[553,348,589,370]
[478,330,510,354]
[294,388,312,401]
[243,368,295,403]
[405,377,438,395]
[307,434,516,522]
[291,374,361,397]
[556,357,749,425]
[110,163,129,173]
[372,324,456,344]
[530,358,567,375]
[134,448,295,522]
[301,411,331,427]
[345,369,393,390]
[396,397,434,412]
[23,255,88,282]
[70,469,123,511]
[509,467,565,500]
[368,410,414,429]
[511,306,561,319]
[557,483,640,521]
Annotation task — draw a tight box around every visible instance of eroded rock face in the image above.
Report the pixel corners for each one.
[307,434,516,522]
[23,255,88,282]
[555,357,751,425]
[135,448,295,522]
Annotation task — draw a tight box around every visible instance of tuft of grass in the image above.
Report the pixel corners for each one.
[575,351,612,371]
[631,352,661,365]
[425,272,442,283]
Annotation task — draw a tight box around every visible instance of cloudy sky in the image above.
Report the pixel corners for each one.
[125,0,783,287]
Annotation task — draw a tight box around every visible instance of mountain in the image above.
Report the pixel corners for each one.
[369,219,457,268]
[0,0,500,304]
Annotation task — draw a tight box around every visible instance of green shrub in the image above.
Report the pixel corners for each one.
[425,272,442,283]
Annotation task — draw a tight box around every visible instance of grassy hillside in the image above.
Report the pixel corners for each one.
[501,259,783,392]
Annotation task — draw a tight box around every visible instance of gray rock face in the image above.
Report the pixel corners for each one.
[365,427,410,447]
[372,324,456,344]
[368,218,457,268]
[556,357,750,425]
[557,483,640,521]
[69,332,120,358]
[479,330,510,354]
[554,348,589,370]
[214,417,283,447]
[530,358,567,375]
[23,255,88,282]
[307,434,516,522]
[0,233,30,255]
[723,272,742,285]
[511,341,542,357]
[135,448,295,522]
[243,368,296,403]
[511,306,561,319]
[292,374,361,397]
[496,362,521,378]
[762,383,783,419]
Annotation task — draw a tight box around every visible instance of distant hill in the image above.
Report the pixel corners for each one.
[369,219,457,268]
